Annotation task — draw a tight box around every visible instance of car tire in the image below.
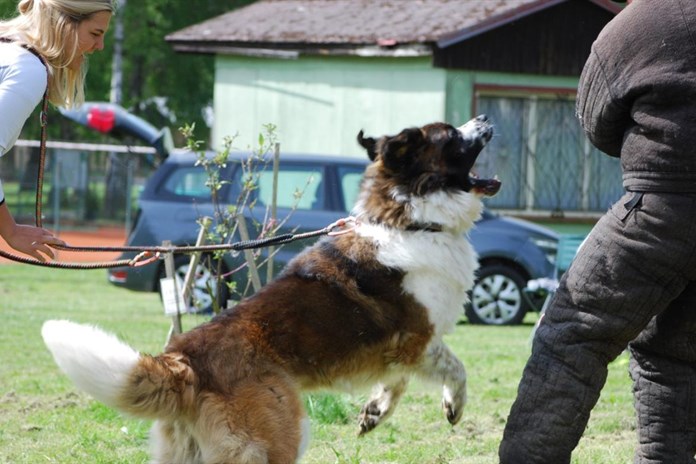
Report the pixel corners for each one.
[465,264,528,325]
[158,254,229,314]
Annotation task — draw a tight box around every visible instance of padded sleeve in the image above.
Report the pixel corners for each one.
[575,51,630,158]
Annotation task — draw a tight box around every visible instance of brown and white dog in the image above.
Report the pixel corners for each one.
[42,115,500,464]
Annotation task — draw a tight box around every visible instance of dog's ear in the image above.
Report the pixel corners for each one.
[357,130,378,161]
[381,127,423,169]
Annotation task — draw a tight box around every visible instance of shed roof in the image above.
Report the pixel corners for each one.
[166,0,622,54]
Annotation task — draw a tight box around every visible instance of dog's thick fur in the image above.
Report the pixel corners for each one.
[42,116,500,464]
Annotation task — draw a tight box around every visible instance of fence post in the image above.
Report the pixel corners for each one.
[181,217,211,308]
[161,218,211,346]
[162,240,182,346]
[236,214,262,293]
[266,143,280,283]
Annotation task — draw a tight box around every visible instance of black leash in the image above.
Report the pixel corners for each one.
[0,217,357,269]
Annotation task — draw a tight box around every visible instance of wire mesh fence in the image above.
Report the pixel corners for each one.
[0,142,157,232]
[475,94,624,216]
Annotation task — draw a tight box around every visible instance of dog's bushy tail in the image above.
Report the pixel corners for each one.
[41,320,196,419]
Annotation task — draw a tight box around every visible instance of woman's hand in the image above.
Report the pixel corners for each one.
[3,223,66,262]
[0,202,66,262]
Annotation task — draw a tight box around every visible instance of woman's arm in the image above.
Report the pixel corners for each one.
[0,45,64,261]
[0,44,47,156]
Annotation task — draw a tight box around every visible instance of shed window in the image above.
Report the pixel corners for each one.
[473,87,623,215]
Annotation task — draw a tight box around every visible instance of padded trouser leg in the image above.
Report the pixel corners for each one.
[629,283,696,464]
[500,192,696,464]
[498,286,624,464]
[629,350,696,463]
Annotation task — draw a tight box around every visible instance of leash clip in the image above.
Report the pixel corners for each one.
[328,216,359,236]
[129,251,161,267]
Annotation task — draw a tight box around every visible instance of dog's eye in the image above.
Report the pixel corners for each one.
[442,134,466,156]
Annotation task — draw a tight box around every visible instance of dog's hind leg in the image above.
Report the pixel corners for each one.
[357,376,409,435]
[150,420,204,464]
[195,374,306,464]
[417,340,467,426]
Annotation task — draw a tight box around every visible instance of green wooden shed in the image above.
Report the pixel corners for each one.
[166,0,624,216]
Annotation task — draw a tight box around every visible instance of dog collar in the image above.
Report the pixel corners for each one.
[405,222,444,233]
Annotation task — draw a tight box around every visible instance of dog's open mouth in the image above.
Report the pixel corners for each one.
[470,175,501,196]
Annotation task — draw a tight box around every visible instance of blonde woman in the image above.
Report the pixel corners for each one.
[0,0,114,261]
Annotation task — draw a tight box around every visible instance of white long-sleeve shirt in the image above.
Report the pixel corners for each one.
[0,41,47,204]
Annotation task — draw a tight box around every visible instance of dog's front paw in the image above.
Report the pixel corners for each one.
[442,384,466,425]
[357,380,408,436]
[357,400,383,436]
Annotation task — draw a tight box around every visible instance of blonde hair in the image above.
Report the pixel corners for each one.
[0,0,115,108]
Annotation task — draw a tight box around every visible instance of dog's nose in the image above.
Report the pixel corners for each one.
[475,114,488,122]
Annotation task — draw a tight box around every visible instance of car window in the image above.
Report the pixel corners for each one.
[160,167,212,199]
[337,167,364,212]
[256,166,324,211]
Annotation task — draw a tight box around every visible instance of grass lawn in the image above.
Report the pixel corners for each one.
[0,264,635,464]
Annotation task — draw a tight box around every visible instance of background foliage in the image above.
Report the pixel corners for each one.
[0,0,256,145]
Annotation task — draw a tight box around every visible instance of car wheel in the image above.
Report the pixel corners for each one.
[159,255,229,314]
[465,264,528,325]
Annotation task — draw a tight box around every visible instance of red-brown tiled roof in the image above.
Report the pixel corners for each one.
[166,0,622,48]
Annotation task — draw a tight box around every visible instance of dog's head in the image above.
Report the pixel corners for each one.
[354,115,501,232]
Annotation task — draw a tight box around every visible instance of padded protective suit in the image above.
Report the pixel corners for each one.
[499,0,696,462]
